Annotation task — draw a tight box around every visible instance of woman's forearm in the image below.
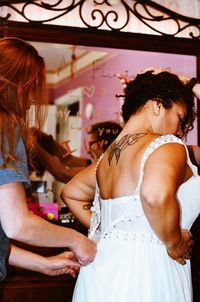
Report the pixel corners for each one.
[0,183,80,248]
[8,244,81,277]
[8,244,47,272]
[0,183,96,266]
[141,191,193,263]
[141,191,182,247]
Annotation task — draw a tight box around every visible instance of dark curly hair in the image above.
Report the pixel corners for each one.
[120,70,196,137]
[87,121,122,152]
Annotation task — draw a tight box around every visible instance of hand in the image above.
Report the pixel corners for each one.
[72,233,97,266]
[139,66,190,84]
[116,73,131,90]
[41,251,80,278]
[166,229,194,265]
[192,82,200,99]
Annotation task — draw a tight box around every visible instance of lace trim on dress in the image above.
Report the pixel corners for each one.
[142,134,183,164]
[102,229,163,245]
[88,185,101,241]
[95,153,104,173]
[135,134,184,192]
[88,154,104,241]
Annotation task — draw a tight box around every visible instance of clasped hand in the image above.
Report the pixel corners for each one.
[72,234,97,266]
[166,229,194,265]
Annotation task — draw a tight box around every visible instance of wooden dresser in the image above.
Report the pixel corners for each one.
[0,268,76,302]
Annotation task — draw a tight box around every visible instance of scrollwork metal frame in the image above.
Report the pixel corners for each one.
[0,0,199,39]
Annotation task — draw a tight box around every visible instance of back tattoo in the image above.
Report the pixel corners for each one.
[107,132,148,165]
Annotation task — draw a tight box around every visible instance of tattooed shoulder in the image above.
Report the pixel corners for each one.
[107,132,148,165]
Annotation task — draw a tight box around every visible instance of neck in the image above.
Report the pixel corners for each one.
[123,115,153,135]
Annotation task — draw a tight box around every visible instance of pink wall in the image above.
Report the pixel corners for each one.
[49,48,197,156]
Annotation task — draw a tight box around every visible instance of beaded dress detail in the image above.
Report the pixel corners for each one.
[72,134,200,302]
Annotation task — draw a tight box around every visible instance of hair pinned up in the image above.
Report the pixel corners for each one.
[118,70,196,137]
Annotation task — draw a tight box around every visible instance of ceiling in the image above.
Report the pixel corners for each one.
[31,41,110,86]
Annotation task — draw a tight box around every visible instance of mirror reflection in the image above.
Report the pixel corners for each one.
[28,41,198,207]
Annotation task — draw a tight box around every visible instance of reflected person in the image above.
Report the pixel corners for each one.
[30,127,92,183]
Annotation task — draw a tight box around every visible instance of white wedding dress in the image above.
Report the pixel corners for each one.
[72,135,200,302]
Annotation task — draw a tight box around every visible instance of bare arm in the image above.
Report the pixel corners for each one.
[8,244,80,277]
[0,183,96,265]
[61,162,97,229]
[30,128,90,169]
[35,144,86,183]
[50,140,91,168]
[140,143,193,264]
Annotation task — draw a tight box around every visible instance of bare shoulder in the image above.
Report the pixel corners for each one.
[145,134,187,164]
[140,133,185,152]
[143,137,187,186]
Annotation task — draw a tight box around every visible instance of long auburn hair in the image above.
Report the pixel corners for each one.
[0,37,48,169]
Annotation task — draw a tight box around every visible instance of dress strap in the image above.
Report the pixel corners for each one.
[141,134,184,167]
[95,153,104,173]
[135,134,197,194]
[88,153,104,241]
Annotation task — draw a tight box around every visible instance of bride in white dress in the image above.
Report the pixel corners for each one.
[61,69,200,302]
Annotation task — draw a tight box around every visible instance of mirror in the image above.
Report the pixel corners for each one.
[27,40,198,206]
[31,41,198,147]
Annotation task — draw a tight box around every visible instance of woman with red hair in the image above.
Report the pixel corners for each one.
[0,37,96,281]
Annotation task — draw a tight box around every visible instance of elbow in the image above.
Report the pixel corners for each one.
[60,183,70,205]
[4,220,24,241]
[140,184,169,209]
[3,212,33,241]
